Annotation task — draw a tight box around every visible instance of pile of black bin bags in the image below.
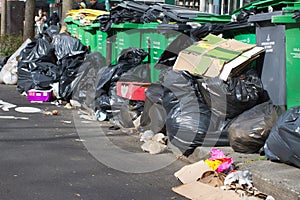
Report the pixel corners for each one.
[17,27,149,126]
[137,33,285,157]
[155,69,270,155]
[17,25,88,101]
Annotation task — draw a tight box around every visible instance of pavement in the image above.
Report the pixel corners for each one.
[0,84,299,200]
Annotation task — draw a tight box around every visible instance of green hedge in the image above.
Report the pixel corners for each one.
[0,35,23,56]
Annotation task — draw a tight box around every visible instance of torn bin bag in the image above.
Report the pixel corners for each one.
[264,106,300,168]
[162,70,229,154]
[198,69,266,119]
[228,101,278,153]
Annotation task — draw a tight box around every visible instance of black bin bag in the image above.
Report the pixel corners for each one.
[69,52,106,110]
[198,69,267,119]
[162,70,229,155]
[51,33,88,100]
[17,37,57,93]
[264,106,300,168]
[140,83,166,134]
[228,101,278,153]
[95,48,148,120]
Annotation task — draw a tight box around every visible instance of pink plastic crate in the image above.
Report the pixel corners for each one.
[27,89,52,102]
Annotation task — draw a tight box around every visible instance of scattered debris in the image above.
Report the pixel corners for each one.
[52,110,58,115]
[64,103,73,109]
[173,148,274,200]
[199,170,226,187]
[224,170,253,187]
[205,148,233,173]
[152,133,166,144]
[43,110,59,115]
[140,130,154,142]
[141,140,167,155]
[132,115,141,129]
[70,99,81,108]
[141,133,168,154]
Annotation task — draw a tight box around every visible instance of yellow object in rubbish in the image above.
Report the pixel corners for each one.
[67,9,109,18]
[205,159,223,171]
[66,9,109,24]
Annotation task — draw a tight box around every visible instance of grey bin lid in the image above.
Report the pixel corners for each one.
[248,11,284,22]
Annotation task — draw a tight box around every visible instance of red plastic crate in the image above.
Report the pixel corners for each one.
[116,82,151,101]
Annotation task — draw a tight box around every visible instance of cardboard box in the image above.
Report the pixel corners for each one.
[173,34,257,78]
[116,82,151,101]
[27,89,53,102]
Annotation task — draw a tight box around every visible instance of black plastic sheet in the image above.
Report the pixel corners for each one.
[141,3,204,24]
[228,101,278,153]
[235,9,256,23]
[110,1,149,24]
[162,70,229,155]
[99,2,202,31]
[156,4,203,23]
[98,14,112,32]
[264,106,300,168]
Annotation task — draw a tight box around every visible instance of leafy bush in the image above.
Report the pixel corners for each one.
[0,34,23,56]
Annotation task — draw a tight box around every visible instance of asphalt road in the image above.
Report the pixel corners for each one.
[0,84,187,200]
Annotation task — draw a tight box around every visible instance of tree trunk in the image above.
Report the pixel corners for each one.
[61,0,73,27]
[23,0,35,40]
[1,0,7,35]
